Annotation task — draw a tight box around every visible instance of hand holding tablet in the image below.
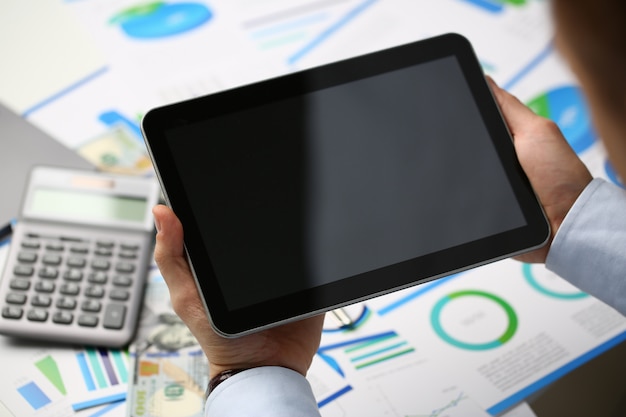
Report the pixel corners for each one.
[143,33,549,337]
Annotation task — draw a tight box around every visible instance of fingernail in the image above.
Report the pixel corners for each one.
[154,216,162,233]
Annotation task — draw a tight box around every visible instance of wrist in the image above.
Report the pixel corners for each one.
[209,360,309,380]
[206,368,249,399]
[209,363,258,380]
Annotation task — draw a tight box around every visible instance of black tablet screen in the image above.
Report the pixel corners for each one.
[165,55,526,310]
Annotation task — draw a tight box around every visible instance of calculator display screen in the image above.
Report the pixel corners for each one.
[29,188,148,223]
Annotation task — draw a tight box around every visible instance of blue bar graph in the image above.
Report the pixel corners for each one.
[98,349,119,386]
[78,348,128,391]
[18,382,51,410]
[111,350,129,383]
[76,352,97,391]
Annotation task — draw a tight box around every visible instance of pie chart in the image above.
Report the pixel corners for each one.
[431,290,518,350]
[110,2,213,39]
[527,86,595,154]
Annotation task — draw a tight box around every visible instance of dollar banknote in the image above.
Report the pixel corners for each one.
[78,125,153,176]
[126,271,209,417]
[125,271,350,417]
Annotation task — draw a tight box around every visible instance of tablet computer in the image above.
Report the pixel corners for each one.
[142,33,549,337]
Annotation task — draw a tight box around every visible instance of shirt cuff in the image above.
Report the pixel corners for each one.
[205,366,320,417]
[546,178,626,315]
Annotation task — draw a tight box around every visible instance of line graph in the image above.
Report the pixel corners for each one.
[405,391,469,417]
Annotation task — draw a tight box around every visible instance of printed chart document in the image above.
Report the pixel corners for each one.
[366,260,626,415]
[0,314,128,416]
[17,0,554,155]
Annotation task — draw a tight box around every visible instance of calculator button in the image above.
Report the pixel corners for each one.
[67,257,87,268]
[61,236,84,243]
[78,315,99,327]
[60,283,80,296]
[63,269,83,281]
[110,289,129,301]
[27,309,48,322]
[70,245,89,254]
[17,252,38,263]
[14,265,34,277]
[45,242,64,251]
[3,230,148,343]
[81,300,102,312]
[103,304,126,329]
[42,254,63,265]
[95,248,113,257]
[85,286,105,298]
[88,272,108,284]
[112,275,133,287]
[10,279,30,291]
[52,311,73,325]
[56,297,77,310]
[6,293,27,305]
[115,263,135,274]
[21,241,41,249]
[31,294,52,307]
[91,259,110,271]
[118,250,137,259]
[2,306,23,319]
[35,281,55,293]
[38,267,59,279]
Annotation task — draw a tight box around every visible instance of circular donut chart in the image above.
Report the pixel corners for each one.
[522,264,587,300]
[527,86,595,154]
[431,290,518,350]
[111,2,213,39]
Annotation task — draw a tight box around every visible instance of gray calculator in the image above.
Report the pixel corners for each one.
[0,166,160,347]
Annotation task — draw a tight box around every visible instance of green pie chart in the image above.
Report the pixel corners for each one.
[527,86,595,154]
[431,290,518,350]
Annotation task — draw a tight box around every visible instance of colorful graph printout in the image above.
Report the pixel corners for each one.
[110,2,213,39]
[527,86,595,154]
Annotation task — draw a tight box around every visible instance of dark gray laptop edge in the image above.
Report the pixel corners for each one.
[0,102,94,225]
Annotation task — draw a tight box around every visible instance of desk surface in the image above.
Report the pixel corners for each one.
[1,1,625,417]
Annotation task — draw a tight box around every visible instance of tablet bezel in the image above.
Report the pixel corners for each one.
[142,33,550,337]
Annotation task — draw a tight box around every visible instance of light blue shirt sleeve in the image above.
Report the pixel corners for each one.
[204,366,321,417]
[546,178,626,315]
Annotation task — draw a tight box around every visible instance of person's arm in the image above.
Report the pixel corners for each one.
[487,77,593,265]
[546,178,626,315]
[152,204,324,416]
[489,78,626,315]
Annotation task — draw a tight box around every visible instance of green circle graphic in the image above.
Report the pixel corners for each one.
[431,290,518,350]
[522,264,587,300]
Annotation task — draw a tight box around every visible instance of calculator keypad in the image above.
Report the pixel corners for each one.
[0,229,150,346]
